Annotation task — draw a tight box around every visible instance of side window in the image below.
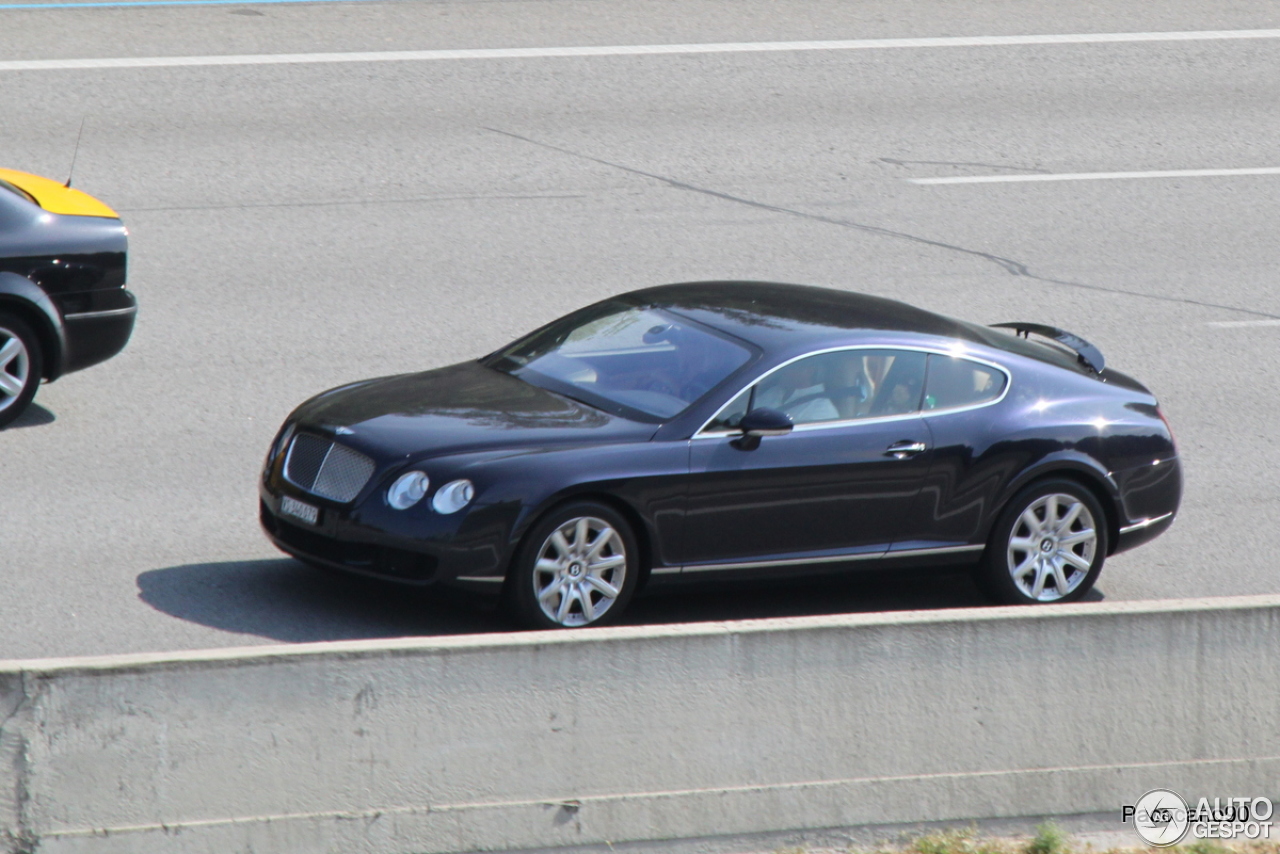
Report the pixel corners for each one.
[860,350,928,417]
[752,349,928,426]
[923,355,1007,412]
[703,386,752,432]
[753,353,844,425]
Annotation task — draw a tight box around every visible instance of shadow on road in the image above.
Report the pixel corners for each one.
[7,403,55,429]
[139,557,1101,643]
[136,558,510,642]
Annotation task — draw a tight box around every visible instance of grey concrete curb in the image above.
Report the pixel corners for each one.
[3,595,1278,853]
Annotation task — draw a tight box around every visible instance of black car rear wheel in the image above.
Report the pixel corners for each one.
[508,501,640,629]
[977,479,1107,604]
[0,312,41,429]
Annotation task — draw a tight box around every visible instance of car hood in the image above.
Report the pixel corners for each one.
[292,360,658,459]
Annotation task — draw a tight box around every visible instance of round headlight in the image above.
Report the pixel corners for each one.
[432,479,475,514]
[387,471,429,510]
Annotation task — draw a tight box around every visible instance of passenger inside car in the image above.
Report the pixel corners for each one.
[755,358,839,423]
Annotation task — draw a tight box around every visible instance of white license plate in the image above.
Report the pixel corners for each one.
[280,495,319,525]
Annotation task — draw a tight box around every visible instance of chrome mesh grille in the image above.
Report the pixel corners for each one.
[284,433,375,503]
[285,433,329,488]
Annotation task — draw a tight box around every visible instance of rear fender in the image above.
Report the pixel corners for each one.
[0,271,66,379]
[989,452,1122,553]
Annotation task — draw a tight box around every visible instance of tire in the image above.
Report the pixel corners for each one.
[976,478,1108,605]
[507,501,640,629]
[0,312,42,430]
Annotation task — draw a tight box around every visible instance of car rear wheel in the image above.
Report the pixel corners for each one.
[977,479,1107,604]
[508,501,639,629]
[0,312,41,429]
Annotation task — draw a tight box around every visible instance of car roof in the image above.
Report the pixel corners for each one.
[625,280,981,347]
[623,280,1091,373]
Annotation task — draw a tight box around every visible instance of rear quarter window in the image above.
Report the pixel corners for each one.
[923,355,1007,412]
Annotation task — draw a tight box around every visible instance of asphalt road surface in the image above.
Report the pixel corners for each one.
[3,0,1279,658]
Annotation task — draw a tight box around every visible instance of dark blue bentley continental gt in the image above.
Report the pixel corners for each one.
[260,282,1180,628]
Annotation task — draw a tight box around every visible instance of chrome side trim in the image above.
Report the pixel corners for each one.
[62,305,138,320]
[682,551,886,572]
[1119,512,1174,535]
[655,542,986,574]
[884,544,985,558]
[693,343,1012,439]
[455,575,504,583]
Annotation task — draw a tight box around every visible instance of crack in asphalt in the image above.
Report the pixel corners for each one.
[879,157,1051,174]
[484,127,1280,320]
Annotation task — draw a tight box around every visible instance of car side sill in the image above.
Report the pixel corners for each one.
[654,543,984,575]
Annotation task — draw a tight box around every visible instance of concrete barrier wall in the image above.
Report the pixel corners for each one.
[2,595,1279,854]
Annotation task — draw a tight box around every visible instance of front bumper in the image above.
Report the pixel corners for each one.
[259,483,513,590]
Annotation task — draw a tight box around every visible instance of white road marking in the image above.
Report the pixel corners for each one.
[1207,319,1280,328]
[3,28,1280,72]
[911,167,1280,185]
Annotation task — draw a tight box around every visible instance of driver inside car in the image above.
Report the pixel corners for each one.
[754,359,839,423]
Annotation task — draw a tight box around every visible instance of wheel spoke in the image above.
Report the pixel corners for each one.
[555,585,574,622]
[538,576,566,605]
[535,558,562,575]
[1051,562,1071,594]
[1056,502,1084,533]
[549,530,572,559]
[1030,563,1048,598]
[584,575,619,599]
[579,586,596,622]
[0,371,22,397]
[1060,550,1092,572]
[585,527,615,560]
[1044,495,1061,528]
[588,554,625,572]
[1017,508,1044,537]
[0,338,21,369]
[1008,537,1039,553]
[1011,553,1037,581]
[1059,529,1096,547]
[573,518,590,551]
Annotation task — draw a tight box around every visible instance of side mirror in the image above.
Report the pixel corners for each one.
[733,408,793,450]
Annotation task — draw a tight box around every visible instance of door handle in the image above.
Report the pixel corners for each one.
[884,441,927,459]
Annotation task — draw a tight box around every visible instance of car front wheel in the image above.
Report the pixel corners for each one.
[0,312,42,429]
[977,479,1108,604]
[508,501,640,629]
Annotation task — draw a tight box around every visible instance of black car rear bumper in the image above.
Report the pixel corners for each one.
[62,289,137,374]
[1112,456,1182,555]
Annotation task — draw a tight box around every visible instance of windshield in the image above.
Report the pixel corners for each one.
[486,302,752,421]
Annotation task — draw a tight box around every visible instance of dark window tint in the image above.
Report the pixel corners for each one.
[700,348,928,433]
[488,303,751,422]
[924,355,1007,412]
[704,387,752,432]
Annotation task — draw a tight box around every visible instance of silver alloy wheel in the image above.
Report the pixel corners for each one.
[1006,493,1097,602]
[0,326,30,414]
[532,516,627,627]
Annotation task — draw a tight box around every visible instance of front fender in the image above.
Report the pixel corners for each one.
[0,271,66,379]
[471,440,690,573]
